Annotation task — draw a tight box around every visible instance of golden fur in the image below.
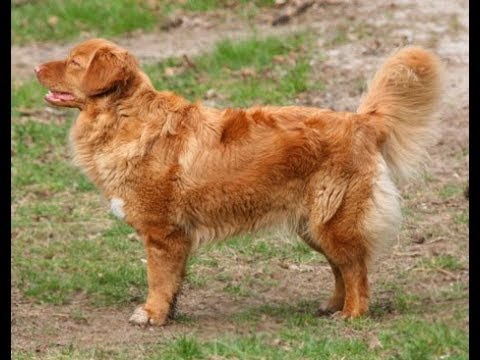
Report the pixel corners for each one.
[35,39,442,325]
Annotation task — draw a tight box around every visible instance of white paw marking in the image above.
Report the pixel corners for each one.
[129,306,150,325]
[110,198,125,220]
[331,311,346,320]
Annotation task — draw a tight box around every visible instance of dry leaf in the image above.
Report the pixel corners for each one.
[128,233,140,242]
[240,67,256,77]
[367,334,383,350]
[273,55,286,64]
[205,89,217,99]
[164,67,177,77]
[47,16,59,27]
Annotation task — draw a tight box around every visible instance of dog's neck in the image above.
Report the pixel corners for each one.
[84,71,195,126]
[69,78,201,195]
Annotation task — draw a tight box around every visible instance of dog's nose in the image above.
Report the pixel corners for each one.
[34,65,41,74]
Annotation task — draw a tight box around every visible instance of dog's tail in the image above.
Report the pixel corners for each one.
[357,46,443,182]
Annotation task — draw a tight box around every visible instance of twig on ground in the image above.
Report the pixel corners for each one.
[182,54,197,70]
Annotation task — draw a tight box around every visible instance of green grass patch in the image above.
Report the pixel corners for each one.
[223,283,253,297]
[13,219,146,305]
[380,317,469,359]
[12,0,277,45]
[185,269,209,289]
[454,208,469,225]
[421,170,435,183]
[12,119,95,199]
[11,311,469,359]
[420,255,465,271]
[156,332,374,360]
[12,315,469,359]
[145,33,323,107]
[196,233,321,263]
[12,80,47,111]
[393,292,420,314]
[12,0,159,44]
[401,206,415,219]
[438,183,463,199]
[161,335,203,360]
[178,0,274,12]
[371,283,420,316]
[12,110,145,306]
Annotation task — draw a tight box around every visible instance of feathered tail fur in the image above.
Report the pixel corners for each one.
[358,46,443,182]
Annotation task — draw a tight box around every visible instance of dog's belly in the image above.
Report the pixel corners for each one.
[178,179,308,247]
[185,208,301,248]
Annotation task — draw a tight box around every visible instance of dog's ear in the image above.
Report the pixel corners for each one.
[81,48,136,96]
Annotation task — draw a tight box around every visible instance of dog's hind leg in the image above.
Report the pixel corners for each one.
[333,256,369,318]
[296,225,346,315]
[314,220,373,319]
[317,259,346,315]
[300,226,370,318]
[300,173,376,319]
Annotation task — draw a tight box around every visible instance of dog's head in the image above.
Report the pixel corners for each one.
[35,38,140,109]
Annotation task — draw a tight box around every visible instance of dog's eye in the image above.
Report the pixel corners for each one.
[70,59,81,67]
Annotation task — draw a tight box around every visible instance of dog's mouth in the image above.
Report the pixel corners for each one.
[45,90,76,103]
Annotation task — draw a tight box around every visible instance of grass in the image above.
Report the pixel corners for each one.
[323,20,375,47]
[203,232,321,263]
[177,0,274,12]
[161,336,204,360]
[420,255,465,271]
[380,317,468,359]
[11,103,144,305]
[12,314,468,359]
[12,0,276,45]
[13,217,147,305]
[11,80,47,111]
[145,33,322,107]
[12,119,94,199]
[438,183,464,199]
[454,209,469,225]
[12,0,158,44]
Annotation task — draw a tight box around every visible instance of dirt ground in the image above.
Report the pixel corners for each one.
[11,0,469,353]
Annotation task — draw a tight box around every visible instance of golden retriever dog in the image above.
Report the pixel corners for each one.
[35,38,442,326]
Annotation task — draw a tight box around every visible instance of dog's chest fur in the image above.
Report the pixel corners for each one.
[110,198,126,219]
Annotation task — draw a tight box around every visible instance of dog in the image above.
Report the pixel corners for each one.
[35,38,442,326]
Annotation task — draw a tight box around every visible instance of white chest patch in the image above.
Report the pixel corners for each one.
[110,198,126,220]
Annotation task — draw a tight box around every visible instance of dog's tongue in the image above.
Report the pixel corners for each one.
[46,90,75,101]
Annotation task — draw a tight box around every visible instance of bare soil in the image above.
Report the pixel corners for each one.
[11,0,469,353]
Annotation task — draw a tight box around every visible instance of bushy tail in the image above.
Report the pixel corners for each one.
[357,46,443,182]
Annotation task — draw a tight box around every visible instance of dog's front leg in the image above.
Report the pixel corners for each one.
[129,227,191,326]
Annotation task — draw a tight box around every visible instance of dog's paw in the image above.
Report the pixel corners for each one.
[129,306,166,327]
[330,310,365,320]
[331,310,349,320]
[316,300,343,317]
[129,306,150,326]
